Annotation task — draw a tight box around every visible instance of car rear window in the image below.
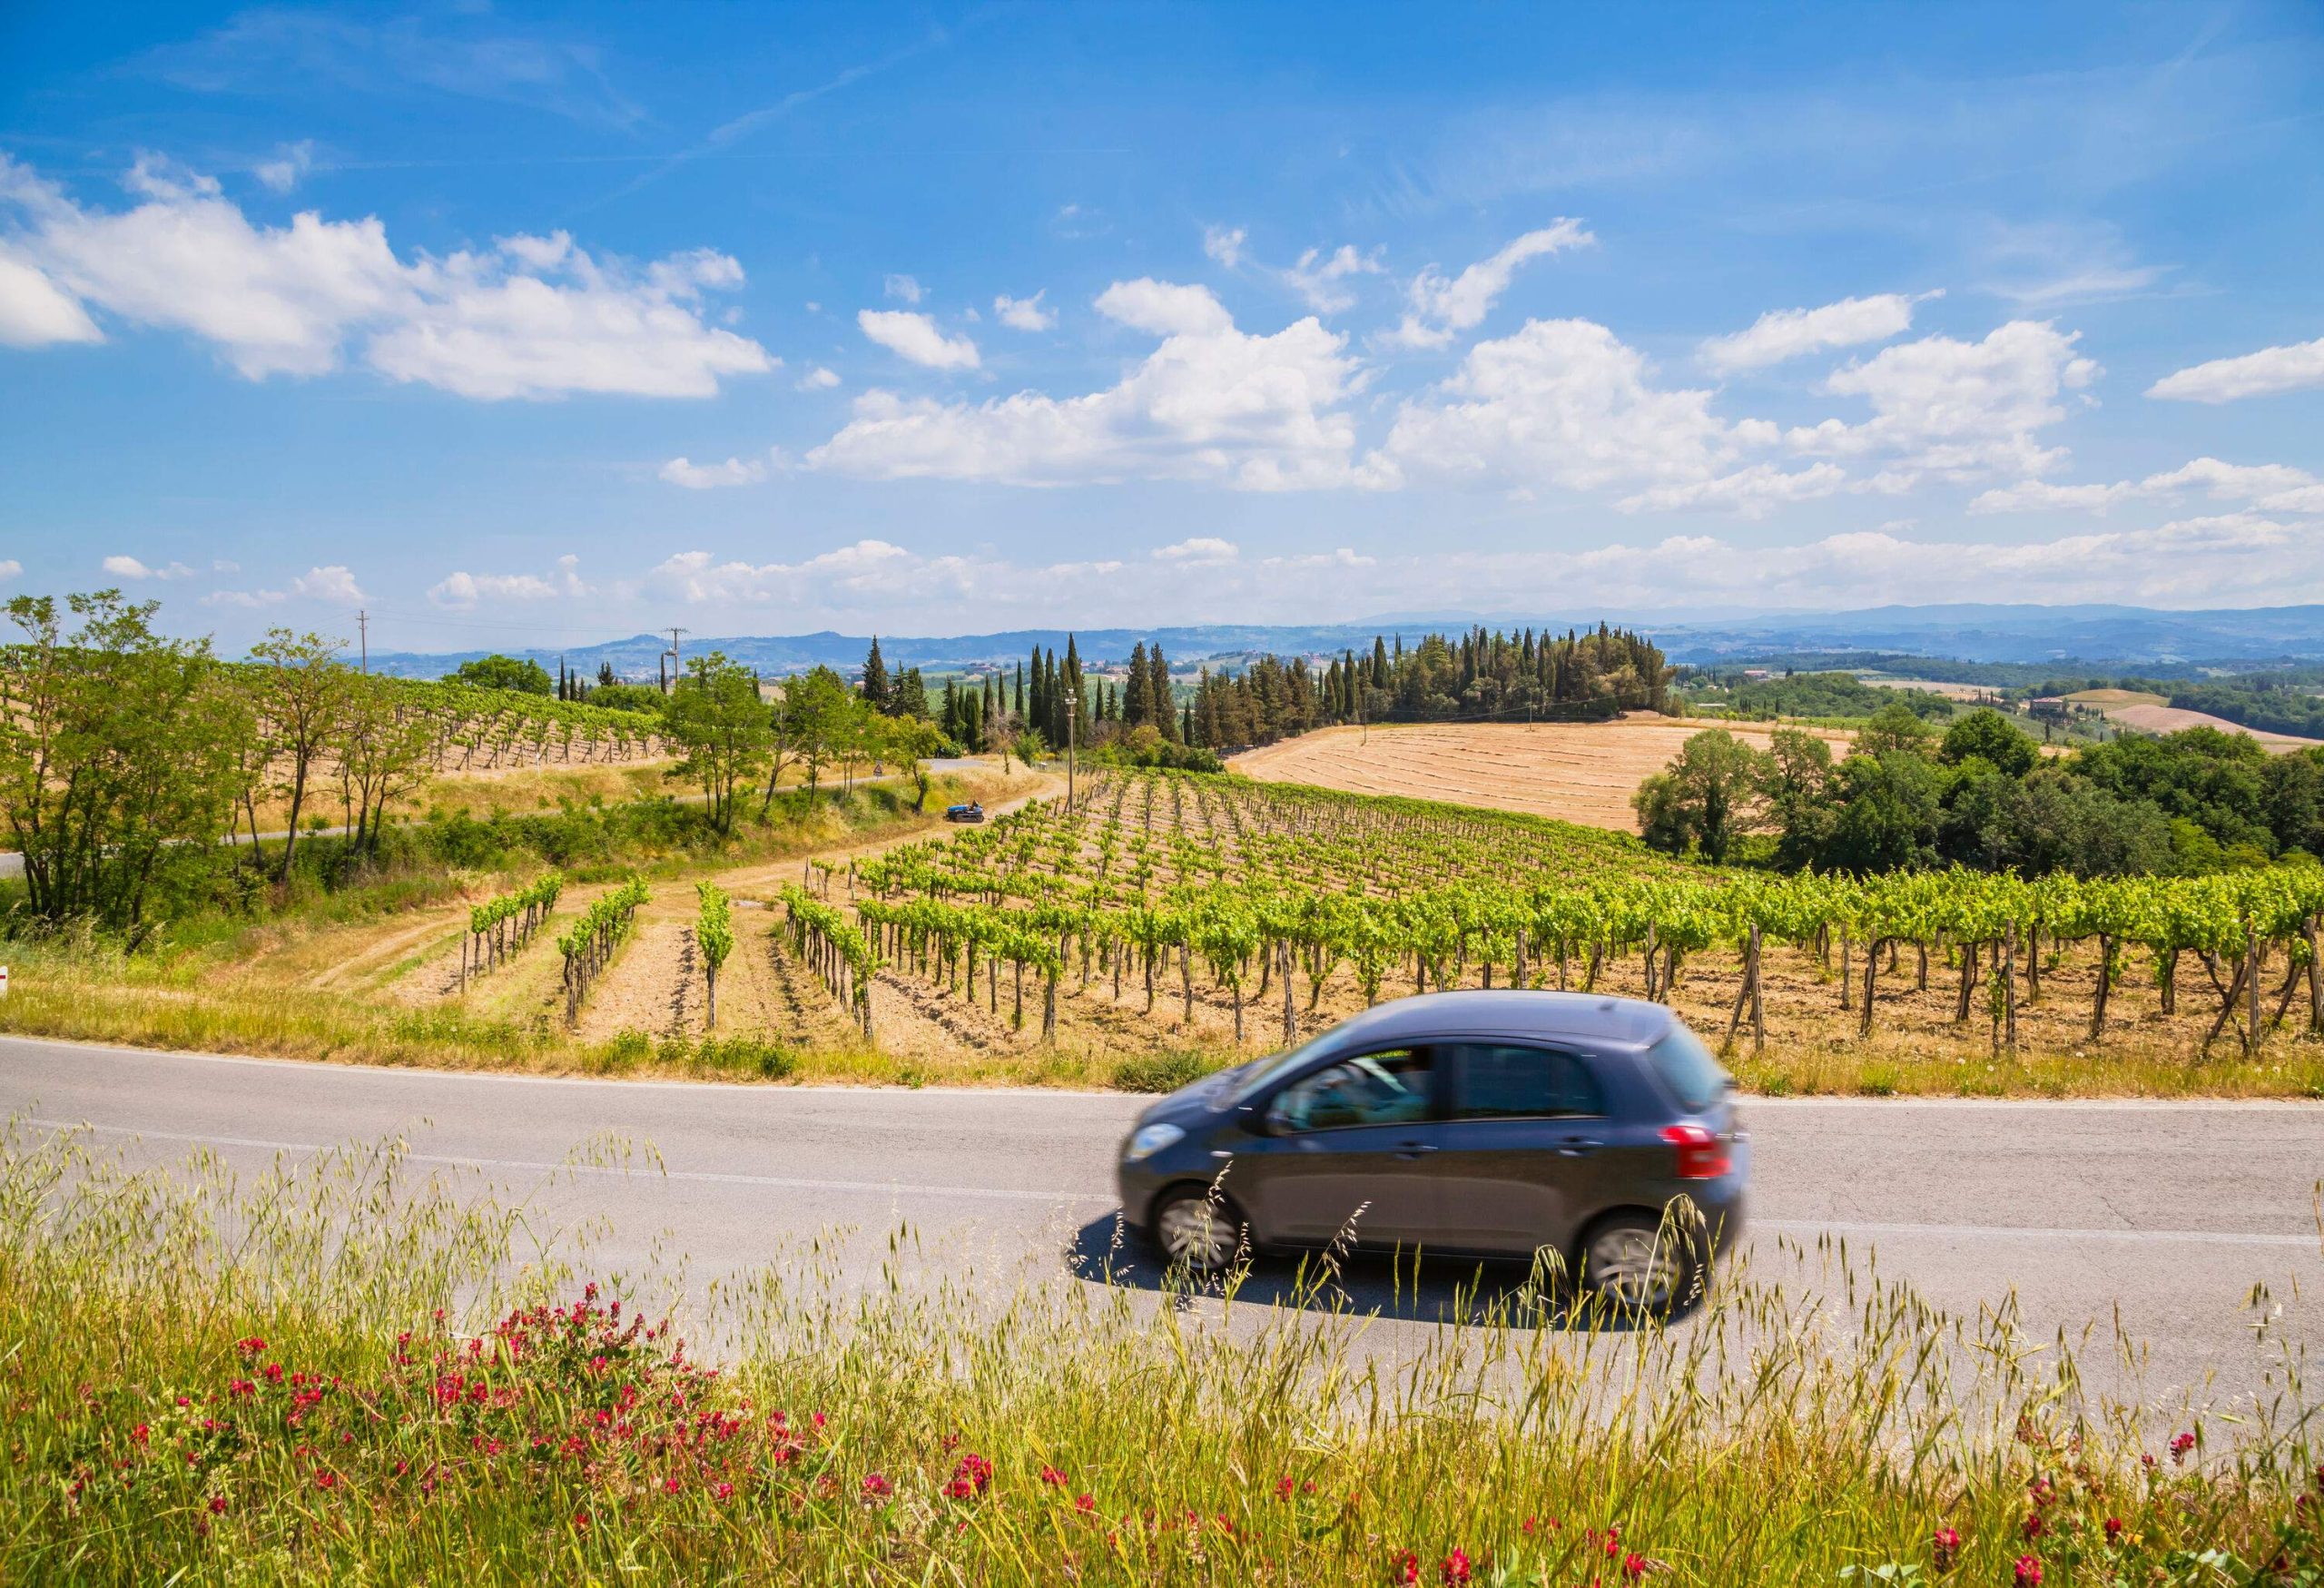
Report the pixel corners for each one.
[1448,1044,1602,1119]
[1646,1023,1728,1113]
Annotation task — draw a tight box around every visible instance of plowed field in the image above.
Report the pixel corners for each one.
[1227,719,1850,832]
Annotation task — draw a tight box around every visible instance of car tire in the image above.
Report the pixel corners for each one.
[1147,1185,1249,1274]
[1576,1208,1707,1320]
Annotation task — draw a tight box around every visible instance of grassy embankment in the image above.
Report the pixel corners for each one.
[3,1126,2318,1584]
[0,766,1036,1084]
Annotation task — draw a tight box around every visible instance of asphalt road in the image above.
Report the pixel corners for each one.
[4,1034,2318,1412]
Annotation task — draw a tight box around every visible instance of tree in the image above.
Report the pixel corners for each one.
[1762,728,1836,872]
[249,628,352,883]
[333,674,433,861]
[661,653,770,832]
[1940,707,2037,777]
[450,654,553,695]
[1855,701,1936,758]
[0,590,251,940]
[1821,751,1944,874]
[861,636,891,713]
[891,666,931,721]
[597,662,616,687]
[883,716,943,809]
[1633,729,1768,863]
[783,666,854,800]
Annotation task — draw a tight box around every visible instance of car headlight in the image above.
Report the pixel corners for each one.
[1125,1122,1185,1161]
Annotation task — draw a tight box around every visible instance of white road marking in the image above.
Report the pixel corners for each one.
[25,1118,2319,1248]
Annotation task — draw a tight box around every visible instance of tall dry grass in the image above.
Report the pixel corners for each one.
[2,1122,2317,1583]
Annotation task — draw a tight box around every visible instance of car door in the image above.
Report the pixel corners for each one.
[1232,1046,1444,1250]
[1429,1042,1610,1258]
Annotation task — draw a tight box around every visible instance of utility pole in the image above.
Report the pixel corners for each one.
[1063,690,1078,809]
[660,626,689,695]
[357,609,369,674]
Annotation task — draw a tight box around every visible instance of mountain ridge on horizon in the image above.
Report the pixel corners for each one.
[352,602,2324,680]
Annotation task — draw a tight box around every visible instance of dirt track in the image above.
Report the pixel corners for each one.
[1227,719,1850,832]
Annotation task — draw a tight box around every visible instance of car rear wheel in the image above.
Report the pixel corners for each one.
[1579,1211,1704,1318]
[1150,1187,1246,1273]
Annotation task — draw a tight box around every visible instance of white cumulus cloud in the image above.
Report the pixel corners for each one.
[795,365,840,390]
[857,309,980,370]
[252,140,315,193]
[101,555,196,580]
[292,565,365,603]
[1281,244,1384,315]
[0,249,103,346]
[659,454,768,488]
[1786,320,2099,479]
[993,290,1055,331]
[882,273,924,304]
[1202,225,1246,269]
[1153,537,1238,565]
[1382,221,1595,350]
[810,281,1364,491]
[1969,456,2318,516]
[1699,291,1933,374]
[0,153,773,398]
[2146,335,2324,403]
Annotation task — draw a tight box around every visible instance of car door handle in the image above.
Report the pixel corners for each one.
[1393,1141,1438,1159]
[1556,1136,1604,1157]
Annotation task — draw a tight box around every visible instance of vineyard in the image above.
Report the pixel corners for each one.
[777,771,2324,1067]
[366,768,2324,1086]
[371,680,668,772]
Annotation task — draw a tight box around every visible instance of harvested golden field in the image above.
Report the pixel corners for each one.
[2063,687,2169,708]
[1862,678,1999,701]
[1226,718,1850,832]
[2100,701,2321,751]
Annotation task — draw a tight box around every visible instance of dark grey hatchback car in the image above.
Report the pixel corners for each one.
[1116,991,1747,1312]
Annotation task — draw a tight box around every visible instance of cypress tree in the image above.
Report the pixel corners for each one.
[1124,643,1150,728]
[1014,660,1025,721]
[862,636,891,712]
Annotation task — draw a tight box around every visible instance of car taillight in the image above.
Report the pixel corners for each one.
[1660,1123,1730,1180]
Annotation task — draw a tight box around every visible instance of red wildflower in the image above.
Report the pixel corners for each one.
[2012,1556,2042,1588]
[943,1453,993,1500]
[712,1482,734,1502]
[2103,1516,2123,1544]
[2021,1513,2043,1540]
[207,1495,227,1515]
[1440,1546,1472,1585]
[1931,1526,1961,1570]
[1388,1548,1420,1585]
[1074,1493,1096,1514]
[235,1336,265,1356]
[572,1511,591,1533]
[862,1473,892,1500]
[1040,1465,1067,1486]
[2170,1432,2197,1465]
[129,1425,149,1445]
[314,1472,337,1491]
[1275,1475,1296,1500]
[1622,1553,1649,1583]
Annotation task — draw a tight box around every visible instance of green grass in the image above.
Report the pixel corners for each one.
[2,1125,2318,1583]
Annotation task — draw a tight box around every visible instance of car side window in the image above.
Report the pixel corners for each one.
[1267,1048,1433,1133]
[1447,1043,1604,1120]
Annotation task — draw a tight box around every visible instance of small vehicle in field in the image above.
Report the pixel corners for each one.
[1116,991,1746,1315]
[944,802,985,824]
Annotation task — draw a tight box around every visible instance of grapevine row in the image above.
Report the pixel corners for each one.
[460,872,563,990]
[555,879,649,1024]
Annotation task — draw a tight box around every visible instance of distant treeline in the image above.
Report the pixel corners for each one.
[1676,670,1976,724]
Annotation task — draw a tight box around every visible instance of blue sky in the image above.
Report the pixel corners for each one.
[4,2,2322,654]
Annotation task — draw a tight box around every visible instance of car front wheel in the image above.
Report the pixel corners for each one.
[1149,1187,1247,1274]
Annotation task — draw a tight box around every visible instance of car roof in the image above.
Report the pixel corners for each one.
[1312,991,1674,1051]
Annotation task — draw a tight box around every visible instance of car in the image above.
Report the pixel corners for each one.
[943,802,985,823]
[1114,990,1746,1315]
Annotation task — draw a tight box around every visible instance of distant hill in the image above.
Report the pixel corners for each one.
[359,604,2324,682]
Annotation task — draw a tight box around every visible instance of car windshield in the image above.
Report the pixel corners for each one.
[1226,1035,1333,1105]
[1646,1021,1729,1113]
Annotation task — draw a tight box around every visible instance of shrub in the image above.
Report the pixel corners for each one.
[1110,1050,1229,1093]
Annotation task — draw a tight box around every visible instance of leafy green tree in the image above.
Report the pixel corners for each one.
[332,674,434,860]
[781,666,854,801]
[588,682,666,715]
[1762,728,1837,872]
[891,666,931,721]
[1632,729,1768,863]
[449,654,553,695]
[661,653,770,832]
[1939,707,2037,777]
[249,628,352,883]
[1820,751,1944,874]
[1855,701,1937,758]
[0,591,252,939]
